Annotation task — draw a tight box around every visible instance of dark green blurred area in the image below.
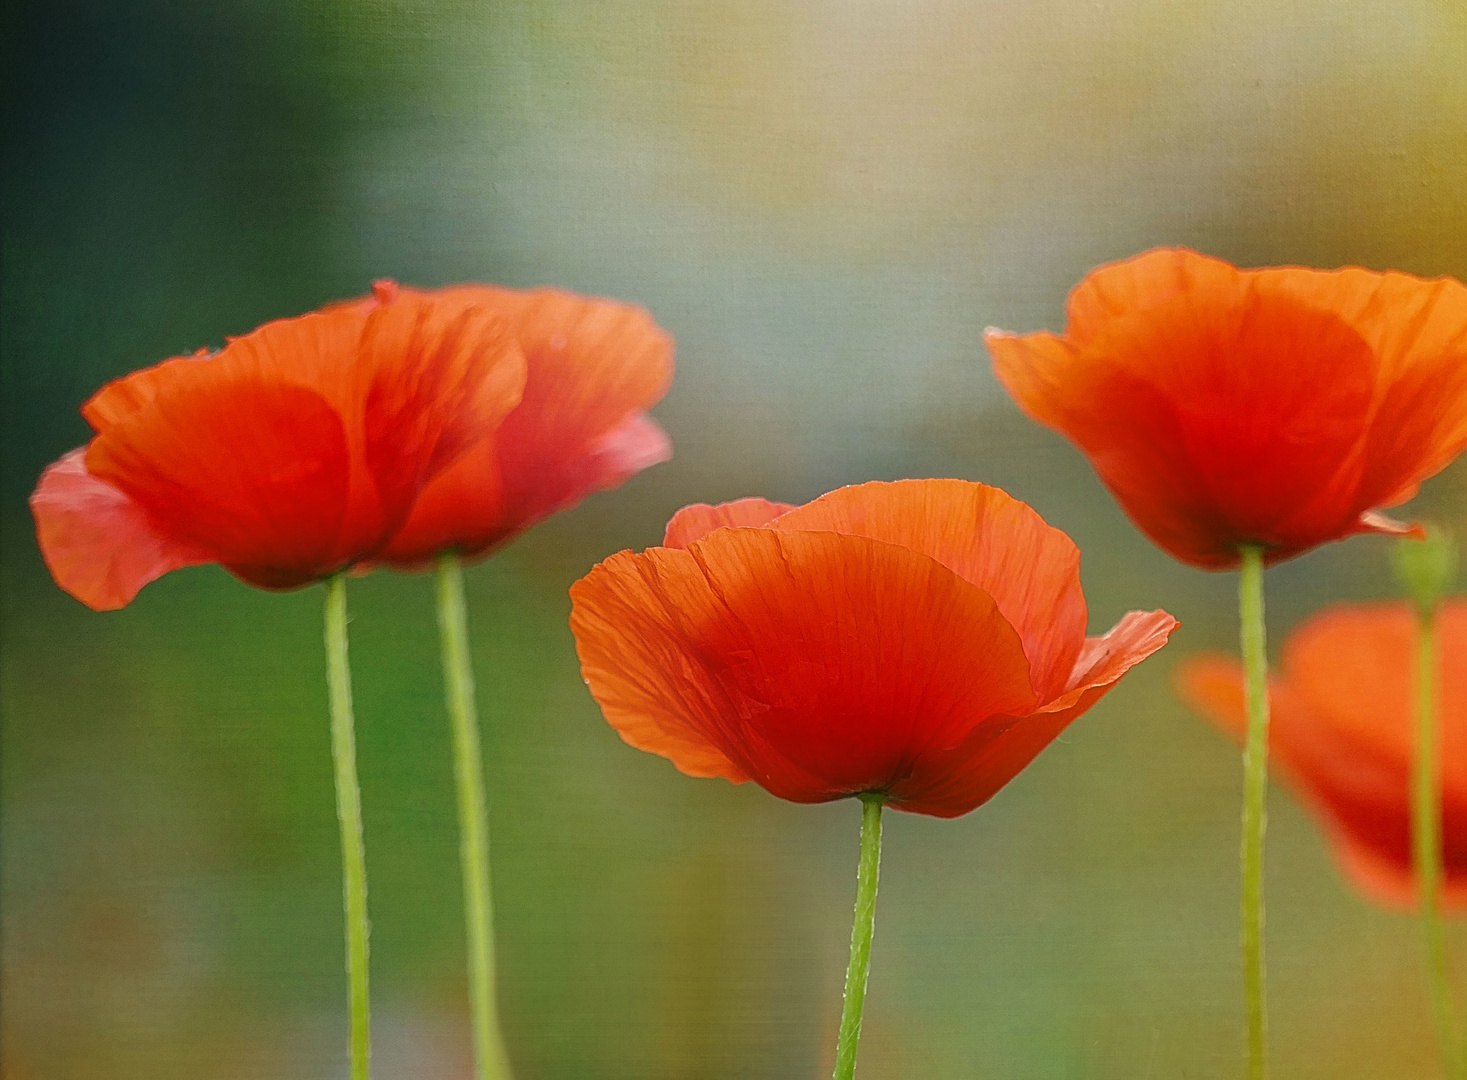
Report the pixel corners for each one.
[3,2,1465,1077]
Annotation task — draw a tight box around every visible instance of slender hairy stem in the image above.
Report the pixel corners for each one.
[436,552,514,1080]
[833,794,885,1080]
[325,573,372,1080]
[1238,544,1269,1080]
[1412,604,1464,1078]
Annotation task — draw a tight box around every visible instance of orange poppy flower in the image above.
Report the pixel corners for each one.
[375,286,673,565]
[30,281,527,610]
[1177,600,1467,908]
[985,248,1467,569]
[569,479,1178,817]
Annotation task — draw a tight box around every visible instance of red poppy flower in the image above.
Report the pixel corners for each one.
[1177,600,1467,908]
[985,248,1467,569]
[30,281,527,610]
[569,479,1178,817]
[375,286,673,565]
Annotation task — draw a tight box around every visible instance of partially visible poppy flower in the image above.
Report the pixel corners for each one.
[985,248,1467,569]
[1177,600,1467,907]
[30,281,527,609]
[375,286,673,565]
[569,479,1177,817]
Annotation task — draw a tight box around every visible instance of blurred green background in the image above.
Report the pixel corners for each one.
[3,2,1466,1077]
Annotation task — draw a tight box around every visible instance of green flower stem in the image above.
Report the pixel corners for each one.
[436,552,514,1080]
[1411,602,1464,1078]
[833,793,886,1080]
[1238,544,1269,1080]
[325,573,372,1080]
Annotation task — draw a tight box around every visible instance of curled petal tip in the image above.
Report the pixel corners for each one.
[1355,510,1424,540]
[592,413,672,478]
[371,278,400,305]
[30,448,212,610]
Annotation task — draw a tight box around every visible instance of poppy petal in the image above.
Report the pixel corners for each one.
[373,385,661,567]
[988,328,1236,567]
[772,479,1087,702]
[200,286,526,565]
[1350,511,1424,540]
[663,497,799,549]
[568,547,754,785]
[1246,267,1467,540]
[365,439,506,568]
[1259,267,1467,510]
[85,371,353,588]
[81,352,215,432]
[486,287,674,540]
[1284,603,1467,795]
[1063,247,1241,347]
[893,608,1177,816]
[570,528,1037,805]
[354,288,527,546]
[1042,608,1181,712]
[579,412,673,500]
[983,329,1076,434]
[30,448,214,610]
[1351,283,1467,511]
[377,286,673,562]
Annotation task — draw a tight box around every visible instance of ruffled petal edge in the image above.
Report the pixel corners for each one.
[663,497,798,549]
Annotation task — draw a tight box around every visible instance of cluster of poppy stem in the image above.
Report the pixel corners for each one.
[30,247,1467,1080]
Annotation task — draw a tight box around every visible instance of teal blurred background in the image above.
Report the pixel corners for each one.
[3,2,1466,1077]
